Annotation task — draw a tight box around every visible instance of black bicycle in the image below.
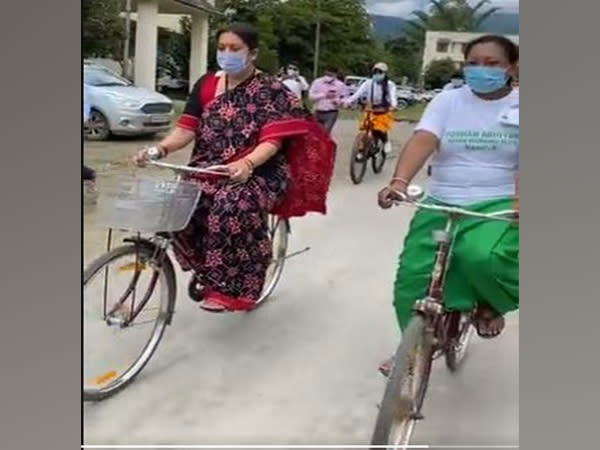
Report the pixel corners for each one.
[83,161,307,401]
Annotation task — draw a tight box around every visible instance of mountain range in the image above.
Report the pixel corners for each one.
[370,12,519,41]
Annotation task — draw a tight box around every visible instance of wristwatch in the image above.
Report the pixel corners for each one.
[146,146,164,160]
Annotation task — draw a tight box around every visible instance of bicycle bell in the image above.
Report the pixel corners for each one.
[406,185,424,201]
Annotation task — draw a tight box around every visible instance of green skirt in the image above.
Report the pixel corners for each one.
[393,197,519,331]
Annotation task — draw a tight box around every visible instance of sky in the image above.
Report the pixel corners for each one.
[366,0,519,18]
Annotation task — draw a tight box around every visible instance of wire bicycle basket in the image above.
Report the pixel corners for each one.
[96,176,202,233]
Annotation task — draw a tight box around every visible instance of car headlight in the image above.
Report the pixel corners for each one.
[122,101,142,109]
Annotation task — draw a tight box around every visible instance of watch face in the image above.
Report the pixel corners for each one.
[147,147,160,159]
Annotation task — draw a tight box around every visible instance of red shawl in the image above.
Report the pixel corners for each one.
[191,72,336,219]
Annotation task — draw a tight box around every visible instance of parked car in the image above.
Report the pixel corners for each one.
[395,86,418,110]
[156,74,189,92]
[84,64,174,141]
[344,76,368,96]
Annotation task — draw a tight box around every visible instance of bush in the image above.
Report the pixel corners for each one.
[424,58,458,89]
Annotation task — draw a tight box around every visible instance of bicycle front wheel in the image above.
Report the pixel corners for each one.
[350,132,369,184]
[371,315,434,448]
[83,242,176,401]
[371,140,386,174]
[445,312,475,372]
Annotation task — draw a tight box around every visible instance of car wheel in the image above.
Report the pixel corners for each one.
[396,99,409,110]
[85,110,111,141]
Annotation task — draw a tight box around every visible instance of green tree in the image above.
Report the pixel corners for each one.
[83,0,125,58]
[423,58,457,88]
[276,0,380,78]
[385,0,501,84]
[406,0,501,40]
[211,0,381,79]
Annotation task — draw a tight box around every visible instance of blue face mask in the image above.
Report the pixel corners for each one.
[216,50,249,75]
[463,66,509,94]
[373,73,385,83]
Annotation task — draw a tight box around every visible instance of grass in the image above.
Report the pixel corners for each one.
[171,98,426,124]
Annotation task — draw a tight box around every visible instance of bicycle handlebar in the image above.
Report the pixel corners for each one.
[392,186,518,223]
[147,160,231,177]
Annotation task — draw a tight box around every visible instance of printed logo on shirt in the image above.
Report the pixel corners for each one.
[444,129,519,151]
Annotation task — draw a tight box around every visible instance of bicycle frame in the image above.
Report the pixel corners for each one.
[100,160,296,328]
[393,187,518,346]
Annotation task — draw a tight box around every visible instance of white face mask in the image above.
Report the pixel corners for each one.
[287,68,299,77]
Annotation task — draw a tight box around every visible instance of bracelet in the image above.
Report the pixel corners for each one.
[390,176,410,186]
[243,158,255,174]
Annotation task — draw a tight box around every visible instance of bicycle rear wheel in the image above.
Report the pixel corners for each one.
[445,312,475,372]
[371,315,434,448]
[350,132,369,185]
[83,242,176,401]
[255,216,289,306]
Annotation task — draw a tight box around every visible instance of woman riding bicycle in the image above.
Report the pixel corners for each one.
[342,62,397,157]
[134,22,335,313]
[378,35,519,357]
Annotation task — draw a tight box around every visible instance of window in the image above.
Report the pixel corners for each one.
[436,40,450,53]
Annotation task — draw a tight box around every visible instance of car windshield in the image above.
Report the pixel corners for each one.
[84,68,132,87]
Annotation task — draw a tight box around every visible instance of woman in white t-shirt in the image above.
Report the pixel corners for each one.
[378,35,519,369]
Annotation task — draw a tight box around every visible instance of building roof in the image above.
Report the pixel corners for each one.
[173,0,221,15]
[128,0,222,16]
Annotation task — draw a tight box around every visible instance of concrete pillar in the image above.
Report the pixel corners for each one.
[189,11,209,92]
[134,0,159,91]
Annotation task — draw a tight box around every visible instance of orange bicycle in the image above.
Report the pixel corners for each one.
[349,104,387,184]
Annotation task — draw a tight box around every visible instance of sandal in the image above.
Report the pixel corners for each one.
[474,305,505,339]
[198,291,257,313]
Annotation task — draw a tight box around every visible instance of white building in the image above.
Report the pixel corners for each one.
[422,31,519,72]
[120,0,220,92]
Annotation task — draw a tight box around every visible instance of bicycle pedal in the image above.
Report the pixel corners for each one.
[411,412,425,420]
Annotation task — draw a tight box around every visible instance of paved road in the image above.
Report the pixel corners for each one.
[83,119,518,446]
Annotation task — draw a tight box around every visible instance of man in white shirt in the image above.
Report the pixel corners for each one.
[281,63,309,100]
[342,62,397,155]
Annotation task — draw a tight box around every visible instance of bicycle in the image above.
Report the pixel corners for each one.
[349,104,388,185]
[83,160,307,402]
[370,185,518,448]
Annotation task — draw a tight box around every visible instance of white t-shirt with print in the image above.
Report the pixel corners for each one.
[282,76,309,99]
[416,86,519,205]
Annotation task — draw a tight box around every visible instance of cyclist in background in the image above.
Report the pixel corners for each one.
[377,35,519,373]
[343,62,397,158]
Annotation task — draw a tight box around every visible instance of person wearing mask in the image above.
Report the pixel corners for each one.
[343,62,397,156]
[281,63,309,100]
[308,68,349,134]
[133,23,335,313]
[377,35,519,375]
